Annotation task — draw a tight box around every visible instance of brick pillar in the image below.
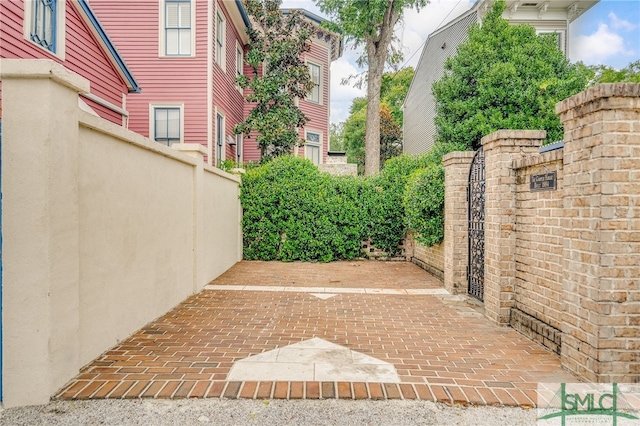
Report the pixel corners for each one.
[557,83,640,382]
[482,130,545,324]
[443,151,475,294]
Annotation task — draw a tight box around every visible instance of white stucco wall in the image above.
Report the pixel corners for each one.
[201,166,243,285]
[0,59,242,408]
[77,121,197,366]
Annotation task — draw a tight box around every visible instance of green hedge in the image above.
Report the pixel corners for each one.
[240,154,445,262]
[403,163,445,246]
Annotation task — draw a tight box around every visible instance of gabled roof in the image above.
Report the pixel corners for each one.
[281,8,344,61]
[234,0,251,28]
[75,0,141,93]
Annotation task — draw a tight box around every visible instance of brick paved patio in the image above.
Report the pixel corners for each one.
[57,261,576,406]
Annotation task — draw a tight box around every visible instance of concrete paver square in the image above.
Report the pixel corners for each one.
[239,350,279,363]
[314,362,401,383]
[310,293,338,300]
[228,362,315,382]
[331,288,366,294]
[276,348,351,363]
[351,352,389,365]
[364,288,407,294]
[227,338,400,383]
[286,338,344,350]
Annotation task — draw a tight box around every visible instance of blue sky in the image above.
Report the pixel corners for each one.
[570,0,640,69]
[281,0,640,123]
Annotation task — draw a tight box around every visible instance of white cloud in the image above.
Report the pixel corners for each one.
[330,57,366,101]
[280,0,322,14]
[570,23,634,65]
[608,12,638,32]
[399,0,474,68]
[281,0,477,123]
[323,0,475,123]
[284,1,637,122]
[329,57,366,122]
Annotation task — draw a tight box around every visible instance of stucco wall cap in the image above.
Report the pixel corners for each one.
[172,143,208,156]
[0,58,90,94]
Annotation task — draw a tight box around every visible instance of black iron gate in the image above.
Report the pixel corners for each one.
[467,147,485,301]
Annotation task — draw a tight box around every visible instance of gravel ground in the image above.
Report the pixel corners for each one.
[0,399,538,426]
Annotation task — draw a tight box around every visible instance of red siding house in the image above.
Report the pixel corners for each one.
[90,1,342,167]
[0,0,140,125]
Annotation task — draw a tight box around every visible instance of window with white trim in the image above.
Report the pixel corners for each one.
[215,11,226,68]
[151,105,182,145]
[24,0,65,58]
[537,30,565,54]
[216,112,225,166]
[307,63,321,103]
[165,0,191,55]
[236,42,244,90]
[31,0,56,52]
[305,131,321,165]
[160,0,194,57]
[236,134,243,164]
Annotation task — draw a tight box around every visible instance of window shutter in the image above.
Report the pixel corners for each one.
[167,109,180,139]
[166,2,178,27]
[179,2,190,27]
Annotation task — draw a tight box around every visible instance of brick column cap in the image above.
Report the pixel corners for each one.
[556,83,640,117]
[442,150,475,166]
[481,130,546,152]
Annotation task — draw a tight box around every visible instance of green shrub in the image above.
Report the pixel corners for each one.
[404,164,445,246]
[240,156,370,261]
[366,154,434,254]
[240,153,453,261]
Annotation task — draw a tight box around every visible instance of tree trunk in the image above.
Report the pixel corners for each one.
[363,4,399,176]
[364,55,383,176]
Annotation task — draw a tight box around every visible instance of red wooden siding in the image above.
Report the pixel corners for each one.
[91,0,209,145]
[0,0,129,125]
[242,39,332,164]
[214,0,246,164]
[297,40,331,163]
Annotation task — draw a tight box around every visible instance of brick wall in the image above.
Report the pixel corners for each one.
[443,151,475,294]
[412,242,444,281]
[442,83,640,382]
[512,150,564,354]
[556,83,640,382]
[483,130,543,324]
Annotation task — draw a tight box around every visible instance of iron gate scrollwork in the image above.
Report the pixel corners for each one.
[467,147,485,301]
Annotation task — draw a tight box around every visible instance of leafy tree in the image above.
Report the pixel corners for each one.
[343,100,402,174]
[343,97,367,172]
[234,0,314,161]
[329,122,346,151]
[316,0,428,175]
[379,104,402,163]
[342,68,413,173]
[577,60,640,86]
[432,0,587,150]
[380,67,414,125]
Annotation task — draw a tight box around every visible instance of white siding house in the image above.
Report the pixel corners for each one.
[402,0,599,154]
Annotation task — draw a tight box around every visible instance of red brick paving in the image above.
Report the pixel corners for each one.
[211,260,441,289]
[56,260,576,406]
